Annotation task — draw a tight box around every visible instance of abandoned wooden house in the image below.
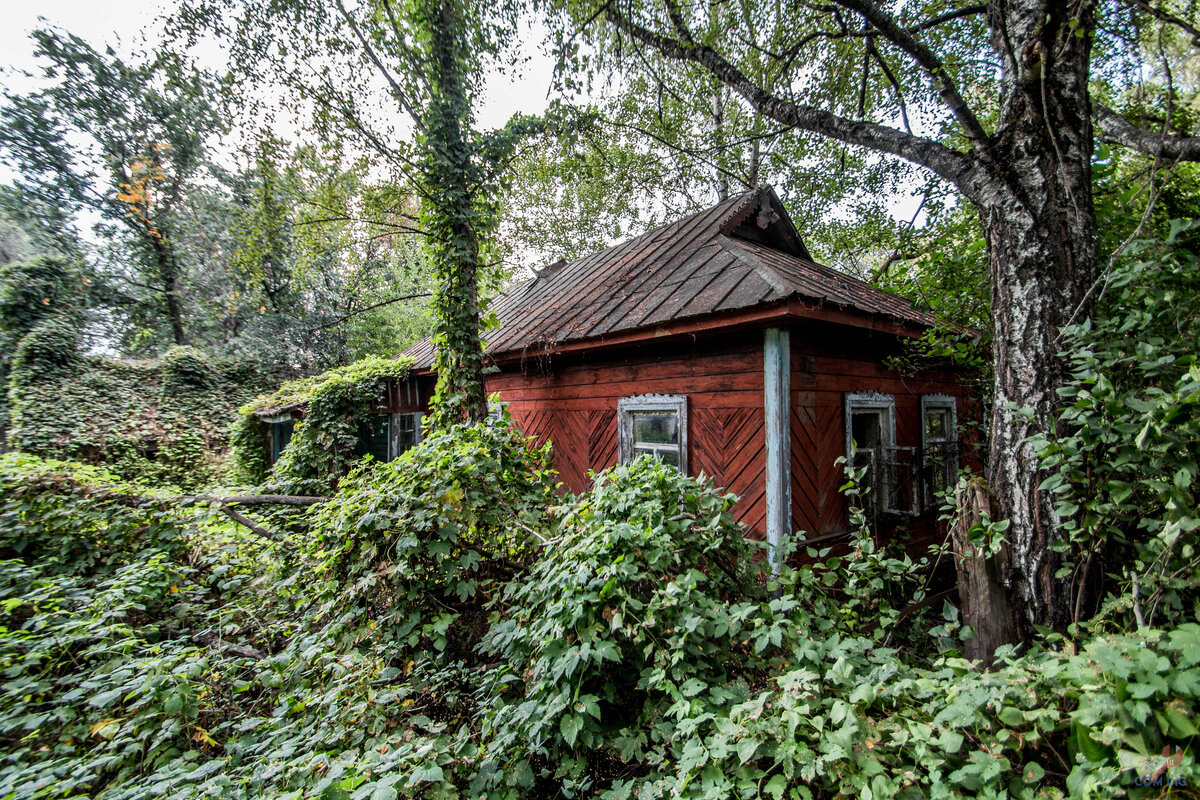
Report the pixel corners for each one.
[260,187,976,551]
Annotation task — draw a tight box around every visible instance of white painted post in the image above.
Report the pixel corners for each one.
[764,327,791,574]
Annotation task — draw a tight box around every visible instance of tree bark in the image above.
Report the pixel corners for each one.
[980,0,1096,638]
[151,232,187,346]
[952,478,1016,664]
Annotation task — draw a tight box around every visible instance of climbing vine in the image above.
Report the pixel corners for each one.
[6,341,274,491]
[230,355,415,493]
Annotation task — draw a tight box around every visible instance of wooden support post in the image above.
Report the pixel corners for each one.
[764,327,791,573]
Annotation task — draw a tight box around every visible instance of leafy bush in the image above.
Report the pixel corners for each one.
[1037,221,1200,629]
[5,345,274,491]
[3,412,1200,799]
[0,453,183,574]
[316,414,556,659]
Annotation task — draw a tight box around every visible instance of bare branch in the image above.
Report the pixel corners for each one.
[911,4,988,32]
[333,0,427,134]
[1117,0,1200,47]
[221,505,294,550]
[831,0,992,152]
[1094,102,1200,161]
[304,291,432,332]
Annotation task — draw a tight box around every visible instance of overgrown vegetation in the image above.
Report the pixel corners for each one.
[230,355,414,491]
[3,427,1200,798]
[7,341,273,491]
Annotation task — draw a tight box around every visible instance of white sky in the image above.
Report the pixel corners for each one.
[0,0,559,176]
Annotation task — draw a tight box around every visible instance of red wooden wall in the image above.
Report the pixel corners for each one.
[476,321,977,547]
[484,332,771,537]
[787,322,975,548]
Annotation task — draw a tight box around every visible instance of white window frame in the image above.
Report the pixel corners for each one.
[920,394,959,507]
[845,392,918,516]
[844,392,896,459]
[618,394,688,472]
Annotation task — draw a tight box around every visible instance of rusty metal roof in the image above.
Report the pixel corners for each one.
[403,187,936,369]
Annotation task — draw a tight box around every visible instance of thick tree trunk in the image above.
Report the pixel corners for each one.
[952,478,1017,664]
[980,0,1096,639]
[422,0,488,425]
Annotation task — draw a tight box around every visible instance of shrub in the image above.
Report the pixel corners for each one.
[315,414,557,659]
[478,458,776,795]
[0,453,183,574]
[1037,220,1200,629]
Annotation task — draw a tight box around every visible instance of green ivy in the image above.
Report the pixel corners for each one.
[230,354,415,492]
[6,340,274,491]
[1036,220,1200,630]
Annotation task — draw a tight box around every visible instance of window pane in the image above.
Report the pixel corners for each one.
[851,411,882,449]
[355,415,390,461]
[657,449,680,467]
[634,445,680,467]
[272,420,294,462]
[925,409,948,441]
[633,413,678,445]
[395,413,417,454]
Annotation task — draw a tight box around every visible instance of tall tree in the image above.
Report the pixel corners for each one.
[0,29,225,347]
[182,0,552,423]
[551,0,1200,644]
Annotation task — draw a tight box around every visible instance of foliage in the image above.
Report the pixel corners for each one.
[0,27,225,347]
[1037,220,1200,630]
[3,432,1200,798]
[6,342,274,491]
[231,355,415,491]
[316,414,556,659]
[477,458,769,793]
[224,137,438,370]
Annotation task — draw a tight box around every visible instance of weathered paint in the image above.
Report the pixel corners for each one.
[764,327,791,571]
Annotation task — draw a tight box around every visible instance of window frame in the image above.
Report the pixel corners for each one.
[844,392,896,460]
[920,394,959,507]
[389,411,423,460]
[260,411,295,465]
[617,394,688,472]
[844,392,917,516]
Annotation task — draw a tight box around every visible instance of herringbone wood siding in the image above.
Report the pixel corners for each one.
[488,322,975,547]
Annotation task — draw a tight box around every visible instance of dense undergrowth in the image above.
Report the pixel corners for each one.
[1,232,1198,798]
[2,416,1198,799]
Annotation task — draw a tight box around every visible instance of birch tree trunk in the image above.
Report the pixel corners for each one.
[980,0,1096,638]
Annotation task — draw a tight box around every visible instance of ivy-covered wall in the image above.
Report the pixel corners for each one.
[231,355,416,493]
[6,340,277,490]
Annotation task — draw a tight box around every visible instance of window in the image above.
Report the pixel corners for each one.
[259,412,296,465]
[390,411,423,457]
[844,393,917,516]
[355,412,423,462]
[271,419,293,463]
[618,394,687,471]
[921,395,958,506]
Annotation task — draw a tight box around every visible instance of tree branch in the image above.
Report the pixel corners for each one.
[1094,102,1200,161]
[602,4,989,201]
[1117,0,1200,47]
[333,0,427,134]
[831,0,992,152]
[221,505,294,550]
[304,291,432,332]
